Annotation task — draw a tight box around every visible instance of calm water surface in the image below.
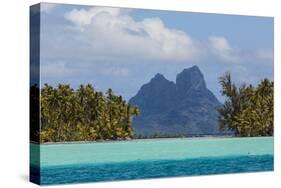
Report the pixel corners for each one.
[30,137,273,185]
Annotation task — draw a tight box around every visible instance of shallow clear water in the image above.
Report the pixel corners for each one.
[30,137,274,185]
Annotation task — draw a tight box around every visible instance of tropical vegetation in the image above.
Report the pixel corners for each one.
[32,84,139,143]
[29,72,274,143]
[217,72,273,136]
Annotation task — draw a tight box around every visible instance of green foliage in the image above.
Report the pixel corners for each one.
[218,72,273,136]
[39,84,139,143]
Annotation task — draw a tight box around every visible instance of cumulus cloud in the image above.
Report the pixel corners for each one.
[64,7,122,28]
[208,36,241,63]
[64,7,198,61]
[40,6,272,68]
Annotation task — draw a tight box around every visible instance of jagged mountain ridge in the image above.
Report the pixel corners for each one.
[129,65,222,136]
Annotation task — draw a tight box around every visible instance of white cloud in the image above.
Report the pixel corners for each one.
[41,3,57,14]
[64,7,198,61]
[64,7,122,28]
[208,36,240,63]
[40,6,272,66]
[208,36,231,52]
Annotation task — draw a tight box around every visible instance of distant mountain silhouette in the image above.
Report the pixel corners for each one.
[129,66,222,137]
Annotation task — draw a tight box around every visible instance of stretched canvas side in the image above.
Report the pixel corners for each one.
[30,3,41,185]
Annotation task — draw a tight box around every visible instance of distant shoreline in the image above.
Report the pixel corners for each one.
[30,135,273,145]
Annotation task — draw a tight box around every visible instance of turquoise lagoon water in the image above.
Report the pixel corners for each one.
[30,137,274,185]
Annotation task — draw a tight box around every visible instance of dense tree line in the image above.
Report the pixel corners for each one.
[218,73,273,137]
[38,84,139,143]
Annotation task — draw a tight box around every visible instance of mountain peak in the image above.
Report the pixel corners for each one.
[151,73,167,82]
[185,65,200,71]
[176,66,206,96]
[129,72,176,115]
[179,65,203,80]
[129,65,221,137]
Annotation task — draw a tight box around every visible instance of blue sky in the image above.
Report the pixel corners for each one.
[38,3,274,102]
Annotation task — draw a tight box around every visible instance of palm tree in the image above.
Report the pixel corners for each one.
[39,83,140,142]
[218,73,273,137]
